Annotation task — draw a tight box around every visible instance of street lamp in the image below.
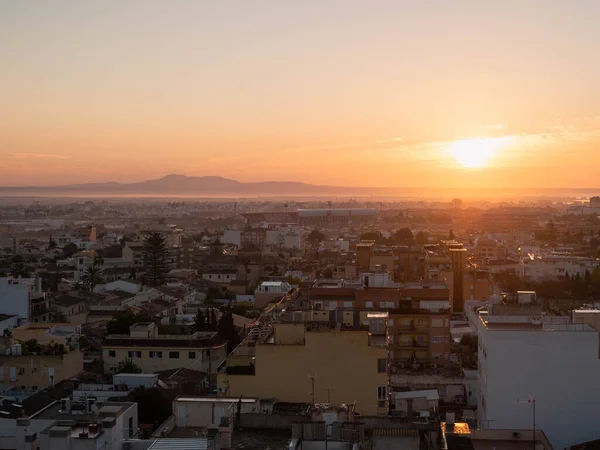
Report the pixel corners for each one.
[517,394,536,450]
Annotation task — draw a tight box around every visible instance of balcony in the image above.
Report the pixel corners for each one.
[31,295,46,304]
[397,339,427,349]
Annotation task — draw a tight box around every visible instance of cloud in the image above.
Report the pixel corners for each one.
[485,124,506,130]
[8,153,68,159]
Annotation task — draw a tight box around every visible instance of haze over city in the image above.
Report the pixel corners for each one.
[2,0,600,190]
[5,2,600,450]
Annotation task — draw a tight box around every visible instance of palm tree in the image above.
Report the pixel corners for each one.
[82,264,104,292]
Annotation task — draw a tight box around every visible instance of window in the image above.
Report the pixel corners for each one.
[189,351,196,359]
[365,301,373,308]
[416,318,425,325]
[377,358,387,373]
[328,301,337,310]
[129,417,133,438]
[387,319,394,326]
[315,302,323,309]
[108,351,116,358]
[9,367,16,382]
[128,351,141,358]
[380,302,394,308]
[0,367,3,382]
[18,368,25,375]
[377,385,387,401]
[431,336,443,344]
[432,352,443,360]
[169,351,180,359]
[431,318,444,328]
[344,301,353,308]
[150,351,163,359]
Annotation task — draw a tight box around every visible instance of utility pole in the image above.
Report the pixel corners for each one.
[518,394,536,450]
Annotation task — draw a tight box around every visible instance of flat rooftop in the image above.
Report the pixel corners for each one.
[32,401,134,421]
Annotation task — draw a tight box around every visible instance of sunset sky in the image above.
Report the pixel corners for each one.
[1,0,600,189]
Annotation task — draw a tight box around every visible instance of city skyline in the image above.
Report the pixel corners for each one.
[2,0,600,188]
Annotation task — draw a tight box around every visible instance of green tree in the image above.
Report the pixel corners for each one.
[143,232,170,286]
[218,303,240,352]
[106,311,154,335]
[307,229,326,252]
[48,236,57,250]
[82,264,104,292]
[93,249,105,267]
[62,242,80,258]
[393,228,414,245]
[415,231,429,246]
[10,256,30,278]
[322,267,334,278]
[193,310,206,332]
[116,358,142,374]
[210,309,218,331]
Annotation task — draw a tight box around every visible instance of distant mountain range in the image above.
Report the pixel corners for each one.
[1,174,599,199]
[0,174,388,197]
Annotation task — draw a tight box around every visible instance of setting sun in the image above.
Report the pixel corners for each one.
[447,137,507,168]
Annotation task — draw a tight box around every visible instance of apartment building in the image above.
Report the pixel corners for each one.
[0,340,83,390]
[0,277,48,324]
[424,245,492,311]
[18,399,138,450]
[103,322,227,374]
[307,277,452,363]
[468,294,600,449]
[218,320,389,416]
[297,208,378,227]
[389,312,451,363]
[475,238,507,260]
[392,246,425,283]
[122,241,144,267]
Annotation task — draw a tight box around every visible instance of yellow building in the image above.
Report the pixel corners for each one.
[12,323,81,347]
[218,322,389,416]
[103,322,227,374]
[0,341,83,390]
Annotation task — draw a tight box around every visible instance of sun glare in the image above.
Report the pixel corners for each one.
[447,137,507,168]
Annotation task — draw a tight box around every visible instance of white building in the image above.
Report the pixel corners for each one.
[469,296,600,449]
[254,281,292,295]
[522,255,600,280]
[0,278,43,323]
[266,230,302,249]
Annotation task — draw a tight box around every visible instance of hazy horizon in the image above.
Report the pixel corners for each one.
[2,1,600,189]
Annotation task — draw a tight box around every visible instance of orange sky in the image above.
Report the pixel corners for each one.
[1,1,600,188]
